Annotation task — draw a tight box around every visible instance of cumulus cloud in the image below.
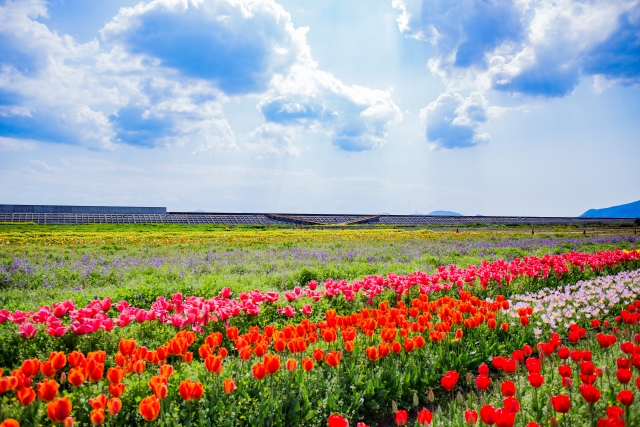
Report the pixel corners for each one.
[0,0,401,153]
[420,92,490,149]
[393,0,640,97]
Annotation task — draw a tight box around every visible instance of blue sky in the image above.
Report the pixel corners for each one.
[0,0,639,216]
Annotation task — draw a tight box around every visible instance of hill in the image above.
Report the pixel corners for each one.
[427,210,463,216]
[580,200,640,218]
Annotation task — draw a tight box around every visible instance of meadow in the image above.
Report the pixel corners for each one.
[0,225,639,427]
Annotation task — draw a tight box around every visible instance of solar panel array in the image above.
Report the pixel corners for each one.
[0,212,633,226]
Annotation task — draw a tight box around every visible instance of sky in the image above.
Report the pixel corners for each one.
[0,0,639,216]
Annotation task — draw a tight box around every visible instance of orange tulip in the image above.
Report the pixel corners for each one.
[223,379,236,394]
[204,355,222,374]
[226,327,239,341]
[159,365,174,378]
[325,351,341,368]
[264,354,281,374]
[286,358,297,372]
[391,341,402,354]
[344,341,355,352]
[20,359,40,378]
[106,367,124,385]
[252,362,267,380]
[366,346,378,361]
[67,351,85,368]
[49,352,66,371]
[487,319,497,329]
[501,322,509,332]
[133,360,146,375]
[118,338,136,356]
[107,398,122,416]
[0,419,20,427]
[47,397,72,423]
[182,352,193,363]
[313,349,324,362]
[148,376,168,400]
[89,394,108,410]
[178,379,204,401]
[139,396,161,422]
[88,364,104,383]
[302,357,314,372]
[90,408,105,425]
[17,386,36,406]
[68,368,86,387]
[87,350,106,364]
[40,361,56,378]
[109,383,125,397]
[378,342,390,358]
[37,379,59,401]
[218,347,228,358]
[62,417,74,427]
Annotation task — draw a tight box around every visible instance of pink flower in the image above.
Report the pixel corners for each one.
[19,323,37,339]
[302,305,312,316]
[220,288,232,298]
[277,306,296,318]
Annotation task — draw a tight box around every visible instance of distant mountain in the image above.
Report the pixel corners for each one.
[427,210,463,216]
[580,200,640,218]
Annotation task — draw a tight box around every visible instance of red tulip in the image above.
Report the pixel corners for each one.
[579,384,601,404]
[476,374,490,390]
[441,371,459,391]
[139,396,160,421]
[464,409,478,425]
[616,369,632,385]
[417,409,433,426]
[617,390,634,406]
[501,381,516,397]
[395,409,408,426]
[527,373,544,388]
[47,397,72,423]
[551,394,571,413]
[480,405,496,425]
[327,414,349,427]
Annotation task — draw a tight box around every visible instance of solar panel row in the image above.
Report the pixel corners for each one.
[0,212,633,226]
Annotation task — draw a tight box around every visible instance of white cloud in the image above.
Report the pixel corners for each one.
[420,92,490,150]
[0,137,36,151]
[0,0,401,153]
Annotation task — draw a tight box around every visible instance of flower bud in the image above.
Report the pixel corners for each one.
[480,395,486,406]
[550,416,560,427]
[437,405,443,418]
[515,389,522,401]
[59,372,67,384]
[547,397,553,412]
[457,392,464,405]
[466,372,473,384]
[428,389,435,402]
[392,400,398,413]
[413,392,419,407]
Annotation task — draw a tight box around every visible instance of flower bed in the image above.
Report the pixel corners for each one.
[1,249,637,341]
[509,269,640,333]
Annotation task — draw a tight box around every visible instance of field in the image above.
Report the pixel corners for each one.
[0,225,639,426]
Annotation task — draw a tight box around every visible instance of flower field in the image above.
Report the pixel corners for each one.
[0,227,639,426]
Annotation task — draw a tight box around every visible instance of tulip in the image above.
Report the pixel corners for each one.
[223,379,235,394]
[106,367,124,385]
[159,365,174,378]
[313,349,325,362]
[579,384,601,404]
[17,386,36,406]
[68,368,86,387]
[47,397,72,423]
[252,362,267,380]
[37,379,59,401]
[0,419,20,427]
[480,405,495,425]
[286,358,297,372]
[615,368,632,385]
[417,409,433,426]
[40,361,56,378]
[325,351,341,368]
[302,357,314,372]
[107,398,122,416]
[90,408,105,425]
[395,410,408,426]
[139,396,161,422]
[617,390,634,406]
[108,383,125,398]
[178,379,204,401]
[464,409,478,425]
[118,338,136,356]
[205,355,223,374]
[476,374,490,391]
[501,381,516,397]
[67,351,85,368]
[551,394,571,413]
[327,414,349,427]
[441,371,459,391]
[49,352,66,371]
[89,394,108,411]
[20,359,40,378]
[527,373,544,388]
